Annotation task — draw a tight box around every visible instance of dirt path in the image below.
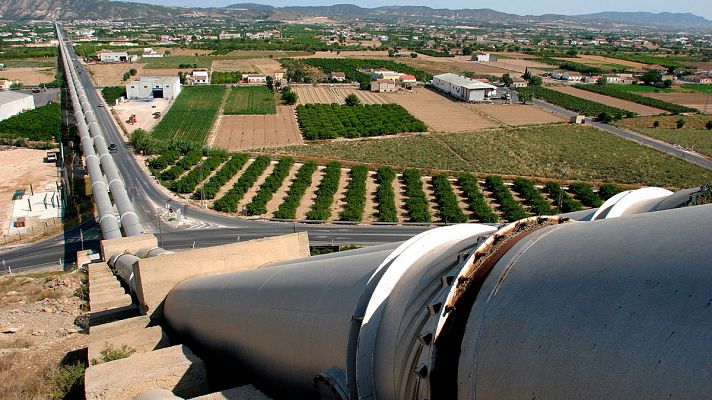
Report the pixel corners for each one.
[264,162,299,217]
[238,161,276,212]
[191,158,229,201]
[206,87,232,147]
[451,178,475,222]
[420,176,441,222]
[363,172,378,222]
[210,158,253,206]
[296,167,324,220]
[329,169,351,221]
[394,175,408,222]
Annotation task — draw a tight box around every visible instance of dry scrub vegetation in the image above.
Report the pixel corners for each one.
[0,270,88,399]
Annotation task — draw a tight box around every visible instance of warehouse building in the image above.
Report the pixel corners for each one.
[0,91,35,121]
[98,51,137,63]
[431,73,497,102]
[126,76,181,100]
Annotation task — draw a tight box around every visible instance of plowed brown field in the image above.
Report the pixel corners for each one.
[214,106,303,150]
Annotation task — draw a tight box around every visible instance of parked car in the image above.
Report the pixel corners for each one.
[108,143,118,152]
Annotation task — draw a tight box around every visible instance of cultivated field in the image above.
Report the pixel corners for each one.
[467,103,564,126]
[86,63,145,86]
[152,85,226,143]
[487,58,553,74]
[293,50,390,59]
[575,55,648,69]
[616,115,712,157]
[0,148,57,235]
[250,58,284,76]
[294,85,390,105]
[211,59,259,73]
[223,86,276,115]
[213,106,302,150]
[551,86,665,115]
[267,124,712,188]
[643,92,711,113]
[385,88,496,132]
[0,67,55,86]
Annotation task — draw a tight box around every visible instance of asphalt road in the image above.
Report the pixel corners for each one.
[0,42,435,271]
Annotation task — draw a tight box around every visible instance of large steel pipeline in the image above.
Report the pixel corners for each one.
[56,24,142,237]
[163,204,712,399]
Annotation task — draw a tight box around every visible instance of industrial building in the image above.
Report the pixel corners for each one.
[431,73,497,102]
[126,76,181,100]
[98,51,137,63]
[0,91,35,121]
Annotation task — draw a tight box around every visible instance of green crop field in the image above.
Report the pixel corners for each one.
[266,124,712,188]
[574,84,696,114]
[681,84,712,94]
[610,84,674,93]
[223,86,276,115]
[152,86,226,143]
[296,104,427,139]
[518,86,635,118]
[616,115,712,158]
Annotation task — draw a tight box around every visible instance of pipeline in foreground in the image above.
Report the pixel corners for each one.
[163,202,712,399]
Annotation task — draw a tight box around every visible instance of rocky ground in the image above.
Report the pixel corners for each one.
[0,269,88,399]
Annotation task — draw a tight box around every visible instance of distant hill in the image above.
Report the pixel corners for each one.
[575,11,712,29]
[1,1,710,31]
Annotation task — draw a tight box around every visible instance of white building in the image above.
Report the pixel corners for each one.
[126,76,181,100]
[189,70,210,85]
[0,91,35,121]
[473,52,490,62]
[431,73,497,102]
[371,79,397,93]
[241,74,267,84]
[99,51,137,63]
[142,48,164,58]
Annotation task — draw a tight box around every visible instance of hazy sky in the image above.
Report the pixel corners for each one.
[124,0,712,19]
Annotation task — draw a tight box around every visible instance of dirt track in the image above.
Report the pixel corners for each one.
[213,106,303,150]
[551,86,665,115]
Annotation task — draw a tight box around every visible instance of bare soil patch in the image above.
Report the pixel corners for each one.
[469,103,564,126]
[293,50,390,59]
[385,88,495,132]
[0,148,58,236]
[294,85,390,105]
[0,67,55,86]
[643,92,711,113]
[113,98,172,134]
[551,86,665,115]
[250,58,284,76]
[211,59,259,73]
[576,55,648,69]
[213,106,303,150]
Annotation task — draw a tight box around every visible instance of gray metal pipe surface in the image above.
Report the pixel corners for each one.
[163,204,712,400]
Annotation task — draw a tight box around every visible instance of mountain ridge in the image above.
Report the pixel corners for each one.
[1,0,710,30]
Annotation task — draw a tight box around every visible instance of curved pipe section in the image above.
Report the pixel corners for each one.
[163,204,712,399]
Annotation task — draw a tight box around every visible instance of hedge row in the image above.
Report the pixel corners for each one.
[244,157,295,216]
[213,156,271,212]
[431,174,468,223]
[375,167,398,223]
[172,151,229,194]
[192,153,249,200]
[543,182,583,213]
[574,84,697,114]
[512,178,556,216]
[149,149,181,172]
[340,166,369,222]
[0,103,61,142]
[598,183,622,200]
[518,86,635,118]
[484,176,527,221]
[402,169,432,223]
[457,174,499,223]
[306,161,342,221]
[568,182,604,207]
[159,150,203,181]
[273,162,318,220]
[296,103,427,140]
